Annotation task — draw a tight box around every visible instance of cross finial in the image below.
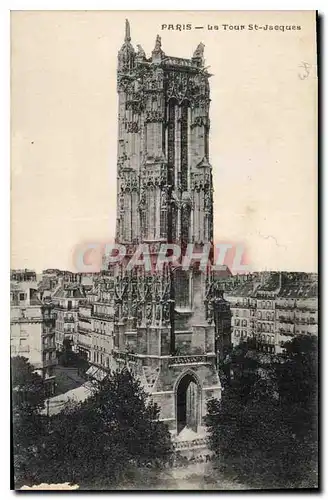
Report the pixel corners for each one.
[125,19,131,43]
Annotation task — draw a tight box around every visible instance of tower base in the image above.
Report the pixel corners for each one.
[171,426,213,462]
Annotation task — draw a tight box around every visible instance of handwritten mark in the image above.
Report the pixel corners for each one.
[258,231,287,250]
[298,61,311,80]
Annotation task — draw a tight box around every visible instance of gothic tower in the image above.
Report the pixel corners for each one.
[112,20,221,443]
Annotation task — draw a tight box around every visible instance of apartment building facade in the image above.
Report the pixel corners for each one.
[53,284,86,352]
[10,280,57,394]
[77,274,115,379]
[225,272,318,354]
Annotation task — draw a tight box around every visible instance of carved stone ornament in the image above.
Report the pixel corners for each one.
[204,190,213,214]
[193,42,205,59]
[136,44,146,58]
[145,110,164,123]
[119,172,138,192]
[125,121,139,133]
[154,35,162,52]
[166,72,209,106]
[191,171,212,191]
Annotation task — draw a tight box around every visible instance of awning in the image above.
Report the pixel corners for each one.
[41,384,93,416]
[86,366,98,377]
[86,365,108,381]
[93,368,108,382]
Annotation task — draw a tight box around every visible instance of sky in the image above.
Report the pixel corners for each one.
[11,10,317,273]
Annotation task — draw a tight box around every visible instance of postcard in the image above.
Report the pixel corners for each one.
[11,10,318,490]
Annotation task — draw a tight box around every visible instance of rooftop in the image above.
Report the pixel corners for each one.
[223,272,318,299]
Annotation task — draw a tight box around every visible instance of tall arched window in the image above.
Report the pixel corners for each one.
[146,187,156,240]
[180,104,189,192]
[175,268,191,310]
[131,190,138,241]
[160,192,167,239]
[122,191,132,242]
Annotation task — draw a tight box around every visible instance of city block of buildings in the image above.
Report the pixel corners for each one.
[10,270,57,395]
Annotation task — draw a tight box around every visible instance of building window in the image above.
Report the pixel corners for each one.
[19,338,29,353]
[19,293,25,301]
[123,192,132,242]
[160,197,167,239]
[131,190,138,241]
[140,209,146,240]
[175,269,190,310]
[180,104,188,192]
[146,188,156,240]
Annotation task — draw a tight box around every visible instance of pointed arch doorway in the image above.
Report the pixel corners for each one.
[176,372,201,435]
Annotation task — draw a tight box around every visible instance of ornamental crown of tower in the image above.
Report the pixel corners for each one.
[118,19,207,73]
[115,19,213,250]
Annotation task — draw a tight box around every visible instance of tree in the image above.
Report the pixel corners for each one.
[11,356,46,413]
[11,357,47,488]
[273,335,318,485]
[58,338,75,366]
[30,368,173,489]
[58,340,89,375]
[206,336,318,488]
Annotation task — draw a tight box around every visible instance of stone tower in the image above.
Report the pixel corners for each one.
[111,20,221,444]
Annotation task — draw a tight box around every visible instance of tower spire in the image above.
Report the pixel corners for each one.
[125,19,131,43]
[118,19,135,72]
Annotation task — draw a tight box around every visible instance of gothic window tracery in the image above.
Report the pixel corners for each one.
[181,203,190,245]
[122,191,132,242]
[167,99,176,187]
[180,104,189,192]
[131,190,138,241]
[175,268,191,310]
[160,190,168,239]
[146,187,156,240]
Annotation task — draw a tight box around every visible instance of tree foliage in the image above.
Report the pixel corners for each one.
[206,336,318,489]
[11,356,46,413]
[11,356,47,487]
[14,367,173,489]
[58,339,89,374]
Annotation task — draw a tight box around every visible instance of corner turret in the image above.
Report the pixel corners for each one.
[117,19,136,72]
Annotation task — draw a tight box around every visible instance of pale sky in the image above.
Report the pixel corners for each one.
[11,10,318,273]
